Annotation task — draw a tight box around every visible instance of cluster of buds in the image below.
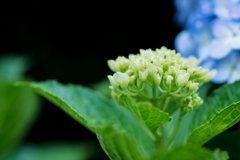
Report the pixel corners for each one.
[107,46,216,112]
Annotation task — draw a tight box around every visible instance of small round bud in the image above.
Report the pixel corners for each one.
[157,67,164,75]
[139,70,149,81]
[166,75,173,86]
[107,56,129,72]
[107,75,119,88]
[113,72,130,87]
[148,63,157,76]
[107,60,117,72]
[154,73,161,85]
[129,75,136,85]
[187,81,199,91]
[177,73,190,87]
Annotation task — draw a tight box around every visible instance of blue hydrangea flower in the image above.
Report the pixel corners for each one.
[174,0,240,83]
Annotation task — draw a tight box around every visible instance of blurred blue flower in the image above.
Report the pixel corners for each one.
[174,0,240,83]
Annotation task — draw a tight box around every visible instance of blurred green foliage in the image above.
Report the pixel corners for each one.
[4,141,98,160]
[0,55,40,158]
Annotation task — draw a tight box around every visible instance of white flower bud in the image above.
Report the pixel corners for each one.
[113,72,130,87]
[148,63,157,76]
[107,75,119,87]
[187,81,199,91]
[153,58,162,67]
[139,70,149,81]
[174,53,181,60]
[166,75,173,86]
[107,60,118,72]
[168,66,176,75]
[187,68,197,74]
[129,75,136,85]
[181,62,189,69]
[154,73,161,85]
[201,70,217,82]
[177,73,190,87]
[163,71,168,79]
[157,67,163,75]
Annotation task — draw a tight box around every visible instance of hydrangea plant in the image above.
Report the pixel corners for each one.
[174,0,240,84]
[17,47,240,159]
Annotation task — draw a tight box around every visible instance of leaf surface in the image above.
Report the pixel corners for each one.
[188,102,240,146]
[97,124,155,160]
[120,94,172,133]
[163,83,212,147]
[2,142,97,160]
[0,55,40,157]
[150,145,228,160]
[187,81,240,146]
[17,80,156,159]
[0,84,40,157]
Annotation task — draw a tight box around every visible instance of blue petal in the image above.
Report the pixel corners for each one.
[229,4,240,20]
[230,36,240,49]
[175,30,197,57]
[209,38,232,59]
[228,67,240,83]
[197,43,211,60]
[213,5,230,19]
[212,20,232,38]
[200,58,216,69]
[228,52,240,83]
[211,51,240,83]
[211,61,232,83]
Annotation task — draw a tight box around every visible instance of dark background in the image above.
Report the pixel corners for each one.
[0,1,181,159]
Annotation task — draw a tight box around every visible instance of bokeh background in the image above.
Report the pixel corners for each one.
[1,1,239,160]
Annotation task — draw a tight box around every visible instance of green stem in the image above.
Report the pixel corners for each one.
[160,99,165,110]
[156,94,169,101]
[152,86,156,99]
[163,97,170,111]
[136,116,156,142]
[138,92,152,101]
[152,86,157,107]
[166,109,185,148]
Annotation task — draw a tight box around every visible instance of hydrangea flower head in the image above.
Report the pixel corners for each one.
[107,47,216,112]
[174,0,240,84]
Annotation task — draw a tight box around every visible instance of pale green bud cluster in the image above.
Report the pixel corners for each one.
[107,46,216,112]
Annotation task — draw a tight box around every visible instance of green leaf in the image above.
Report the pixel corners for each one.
[198,83,212,100]
[187,80,240,146]
[97,123,155,160]
[163,83,212,147]
[205,129,240,160]
[0,55,39,157]
[2,142,97,160]
[0,83,40,157]
[187,102,240,146]
[120,94,172,133]
[150,145,228,160]
[17,80,156,159]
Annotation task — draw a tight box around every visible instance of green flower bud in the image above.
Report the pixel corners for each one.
[154,73,161,85]
[129,75,136,85]
[187,81,199,91]
[166,75,173,86]
[148,63,157,76]
[107,46,216,113]
[139,70,149,81]
[107,75,119,88]
[177,73,190,87]
[113,72,130,87]
[107,56,129,72]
